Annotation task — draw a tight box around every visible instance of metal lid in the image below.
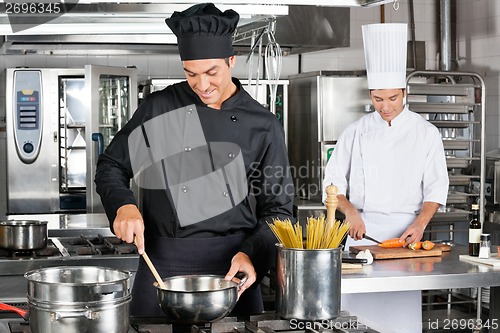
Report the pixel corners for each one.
[0,220,48,226]
[25,266,131,303]
[481,233,491,241]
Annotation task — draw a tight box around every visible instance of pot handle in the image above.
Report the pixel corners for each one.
[51,310,98,321]
[236,274,248,290]
[92,283,128,296]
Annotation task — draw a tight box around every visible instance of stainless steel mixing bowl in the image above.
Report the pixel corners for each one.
[155,274,243,323]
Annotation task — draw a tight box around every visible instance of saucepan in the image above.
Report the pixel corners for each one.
[155,274,246,324]
[0,220,48,250]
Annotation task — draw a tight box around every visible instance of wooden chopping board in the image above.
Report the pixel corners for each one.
[349,244,451,260]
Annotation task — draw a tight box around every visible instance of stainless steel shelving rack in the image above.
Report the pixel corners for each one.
[406,70,487,331]
[407,70,486,238]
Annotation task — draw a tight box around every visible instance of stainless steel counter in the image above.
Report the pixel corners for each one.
[342,246,499,293]
[341,246,500,332]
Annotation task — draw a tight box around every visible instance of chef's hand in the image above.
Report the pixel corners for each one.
[345,209,366,241]
[113,204,145,254]
[399,202,440,247]
[225,252,256,297]
[399,221,426,247]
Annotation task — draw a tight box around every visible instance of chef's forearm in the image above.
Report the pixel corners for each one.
[337,194,359,217]
[415,201,440,229]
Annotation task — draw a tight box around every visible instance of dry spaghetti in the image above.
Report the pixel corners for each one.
[268,215,349,249]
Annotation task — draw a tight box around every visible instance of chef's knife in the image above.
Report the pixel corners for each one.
[363,234,382,244]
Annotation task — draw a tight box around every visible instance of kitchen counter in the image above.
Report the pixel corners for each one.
[341,245,500,332]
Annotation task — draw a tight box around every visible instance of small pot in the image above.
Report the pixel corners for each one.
[155,274,245,324]
[0,220,48,250]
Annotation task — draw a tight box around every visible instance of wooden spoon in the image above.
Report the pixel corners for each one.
[134,237,166,289]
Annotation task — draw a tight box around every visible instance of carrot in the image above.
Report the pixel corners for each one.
[378,238,404,248]
[422,240,435,250]
[408,242,422,250]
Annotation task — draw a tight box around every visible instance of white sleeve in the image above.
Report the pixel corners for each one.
[322,125,357,203]
[422,126,449,206]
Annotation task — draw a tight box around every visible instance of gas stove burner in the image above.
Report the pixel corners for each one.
[0,240,61,260]
[58,234,139,256]
[133,323,173,333]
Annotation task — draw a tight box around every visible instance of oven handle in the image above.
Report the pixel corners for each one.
[91,132,104,158]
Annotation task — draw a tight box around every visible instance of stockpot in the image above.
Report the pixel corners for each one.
[0,220,48,250]
[25,266,131,333]
[275,244,342,321]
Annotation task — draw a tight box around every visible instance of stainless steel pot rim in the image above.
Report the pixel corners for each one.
[27,294,132,308]
[0,220,48,226]
[155,274,239,292]
[276,243,344,251]
[24,266,132,285]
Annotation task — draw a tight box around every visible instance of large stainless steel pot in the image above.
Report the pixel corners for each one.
[25,266,131,333]
[0,220,48,250]
[275,244,342,320]
[155,275,243,323]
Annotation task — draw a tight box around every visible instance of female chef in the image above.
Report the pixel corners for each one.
[95,3,294,317]
[322,23,449,333]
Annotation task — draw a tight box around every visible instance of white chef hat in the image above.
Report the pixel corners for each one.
[362,23,408,90]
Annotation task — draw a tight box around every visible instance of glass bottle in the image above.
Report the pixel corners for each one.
[468,204,481,257]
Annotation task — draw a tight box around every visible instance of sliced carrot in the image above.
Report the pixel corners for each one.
[422,240,435,250]
[378,238,404,248]
[408,242,422,250]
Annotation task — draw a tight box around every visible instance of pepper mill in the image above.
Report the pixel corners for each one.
[325,184,339,225]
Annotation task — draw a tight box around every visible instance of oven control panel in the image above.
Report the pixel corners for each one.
[13,70,42,164]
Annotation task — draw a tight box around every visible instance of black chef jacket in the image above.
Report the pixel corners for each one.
[95,78,294,278]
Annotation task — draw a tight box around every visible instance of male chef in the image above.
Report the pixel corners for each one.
[322,23,449,332]
[95,3,293,316]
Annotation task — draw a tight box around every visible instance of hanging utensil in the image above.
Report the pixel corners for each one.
[265,18,282,115]
[246,27,266,99]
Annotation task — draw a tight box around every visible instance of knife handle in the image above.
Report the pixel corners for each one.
[342,257,368,264]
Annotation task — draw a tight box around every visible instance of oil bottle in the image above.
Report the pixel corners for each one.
[468,203,481,257]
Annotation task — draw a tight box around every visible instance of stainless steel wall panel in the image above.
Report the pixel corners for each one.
[287,71,369,199]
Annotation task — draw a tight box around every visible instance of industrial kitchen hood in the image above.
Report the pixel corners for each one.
[0,1,390,55]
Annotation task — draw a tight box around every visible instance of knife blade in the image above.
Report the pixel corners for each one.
[363,234,382,244]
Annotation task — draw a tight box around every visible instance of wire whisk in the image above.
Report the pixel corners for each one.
[265,22,282,115]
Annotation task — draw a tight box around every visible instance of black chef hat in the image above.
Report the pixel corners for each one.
[165,3,239,61]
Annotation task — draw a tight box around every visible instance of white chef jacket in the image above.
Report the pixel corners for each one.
[323,106,449,333]
[323,106,449,215]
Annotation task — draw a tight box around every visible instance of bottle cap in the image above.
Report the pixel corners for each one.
[480,233,490,241]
